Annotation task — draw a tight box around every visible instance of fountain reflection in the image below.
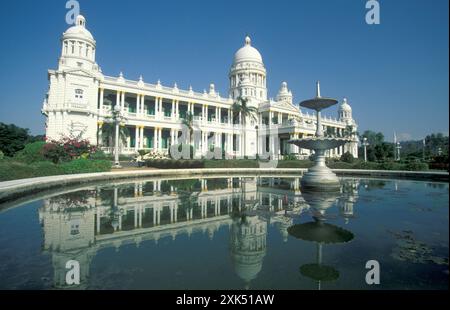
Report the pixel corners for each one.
[288,186,356,289]
[38,177,360,289]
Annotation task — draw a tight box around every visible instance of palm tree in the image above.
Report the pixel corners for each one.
[232,96,257,157]
[342,125,358,139]
[181,111,194,145]
[99,110,129,149]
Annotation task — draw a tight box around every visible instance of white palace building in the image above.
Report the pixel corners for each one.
[42,14,358,159]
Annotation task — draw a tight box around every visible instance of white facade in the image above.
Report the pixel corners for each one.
[42,14,358,159]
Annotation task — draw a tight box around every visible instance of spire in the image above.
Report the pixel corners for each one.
[76,15,86,28]
[316,81,321,98]
[245,35,251,46]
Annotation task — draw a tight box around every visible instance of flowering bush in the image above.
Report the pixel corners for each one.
[43,137,97,163]
[136,150,169,162]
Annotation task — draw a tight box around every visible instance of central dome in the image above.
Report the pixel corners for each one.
[62,15,95,43]
[233,36,263,64]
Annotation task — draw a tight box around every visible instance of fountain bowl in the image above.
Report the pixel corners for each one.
[288,137,353,191]
[300,97,338,111]
[288,137,352,151]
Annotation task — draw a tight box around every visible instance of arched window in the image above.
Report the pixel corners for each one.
[75,89,84,99]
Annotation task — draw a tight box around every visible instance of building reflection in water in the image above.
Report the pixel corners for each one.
[38,176,360,289]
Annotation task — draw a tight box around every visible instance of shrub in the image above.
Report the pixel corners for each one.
[204,159,259,168]
[277,160,313,168]
[60,159,111,174]
[138,149,150,156]
[14,141,46,163]
[145,159,204,169]
[89,149,108,160]
[405,160,429,171]
[340,151,355,163]
[43,137,97,163]
[0,150,4,160]
[283,154,297,161]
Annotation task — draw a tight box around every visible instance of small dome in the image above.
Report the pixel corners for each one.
[63,15,94,42]
[339,98,352,112]
[233,36,263,64]
[278,81,290,96]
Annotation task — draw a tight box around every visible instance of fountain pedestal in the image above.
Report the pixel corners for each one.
[301,149,340,190]
[288,82,352,191]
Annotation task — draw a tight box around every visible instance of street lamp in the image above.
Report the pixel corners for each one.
[113,104,124,168]
[395,142,402,161]
[362,137,369,162]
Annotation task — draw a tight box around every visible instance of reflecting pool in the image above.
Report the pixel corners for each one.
[0,176,448,290]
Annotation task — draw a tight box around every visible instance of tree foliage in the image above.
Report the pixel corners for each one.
[0,122,43,157]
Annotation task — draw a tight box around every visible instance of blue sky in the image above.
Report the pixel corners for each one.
[0,0,448,141]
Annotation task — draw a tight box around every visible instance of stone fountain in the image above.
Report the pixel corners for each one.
[288,82,352,191]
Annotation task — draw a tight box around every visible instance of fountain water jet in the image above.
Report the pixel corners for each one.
[288,82,352,191]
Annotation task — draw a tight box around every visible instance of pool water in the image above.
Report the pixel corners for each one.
[0,176,448,290]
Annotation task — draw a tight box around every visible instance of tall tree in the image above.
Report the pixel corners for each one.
[181,111,194,145]
[0,122,39,157]
[232,96,257,157]
[100,110,129,148]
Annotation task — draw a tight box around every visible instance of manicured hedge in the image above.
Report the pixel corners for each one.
[145,159,204,169]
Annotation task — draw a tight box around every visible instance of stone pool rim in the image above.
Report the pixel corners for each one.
[0,168,448,204]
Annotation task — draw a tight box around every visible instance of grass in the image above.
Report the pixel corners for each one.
[0,158,112,182]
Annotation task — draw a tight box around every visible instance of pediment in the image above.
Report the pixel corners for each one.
[63,68,98,78]
[260,100,300,113]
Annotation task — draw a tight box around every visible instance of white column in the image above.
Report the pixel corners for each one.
[121,91,125,112]
[171,129,175,147]
[159,98,164,118]
[269,111,273,125]
[171,100,175,119]
[154,97,159,118]
[135,126,139,152]
[136,95,140,116]
[99,88,104,111]
[228,109,232,125]
[158,127,162,150]
[153,127,158,151]
[116,91,120,108]
[140,126,144,149]
[175,100,179,119]
[140,95,145,115]
[218,107,222,124]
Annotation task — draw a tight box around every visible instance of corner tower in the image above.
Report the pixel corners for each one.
[42,14,103,143]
